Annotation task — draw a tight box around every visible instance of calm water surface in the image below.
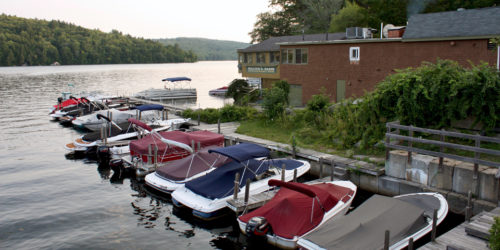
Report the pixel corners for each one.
[0,62,244,249]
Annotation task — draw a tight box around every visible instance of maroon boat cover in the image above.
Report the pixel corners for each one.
[239,182,354,239]
[155,146,232,181]
[130,130,224,156]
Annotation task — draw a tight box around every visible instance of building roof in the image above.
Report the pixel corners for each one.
[403,7,500,40]
[237,33,346,52]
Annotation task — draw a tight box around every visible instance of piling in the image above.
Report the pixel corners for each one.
[293,169,297,182]
[147,144,152,164]
[431,209,437,241]
[233,173,240,200]
[330,161,335,181]
[197,113,200,126]
[319,158,324,179]
[244,178,251,204]
[281,164,285,181]
[154,146,158,169]
[408,238,414,250]
[217,118,221,134]
[466,190,472,222]
[384,230,390,250]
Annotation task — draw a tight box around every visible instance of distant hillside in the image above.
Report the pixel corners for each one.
[0,14,197,66]
[156,37,249,61]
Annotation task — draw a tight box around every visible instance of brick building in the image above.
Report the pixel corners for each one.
[238,7,500,106]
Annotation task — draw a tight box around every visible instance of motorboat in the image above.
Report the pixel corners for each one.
[134,77,197,101]
[238,179,357,249]
[170,143,311,220]
[208,86,228,96]
[145,143,271,194]
[113,125,224,177]
[297,192,448,250]
[144,145,232,194]
[64,117,189,153]
[71,104,164,131]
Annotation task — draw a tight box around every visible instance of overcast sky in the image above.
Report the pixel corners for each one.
[1,0,271,43]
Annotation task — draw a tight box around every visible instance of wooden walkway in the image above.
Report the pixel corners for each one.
[420,207,500,250]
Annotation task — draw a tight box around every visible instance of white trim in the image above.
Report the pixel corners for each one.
[349,47,360,61]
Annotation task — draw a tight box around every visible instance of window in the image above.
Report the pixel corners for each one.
[350,47,360,61]
[256,52,265,64]
[244,53,253,64]
[270,52,280,64]
[281,48,308,64]
[238,54,244,63]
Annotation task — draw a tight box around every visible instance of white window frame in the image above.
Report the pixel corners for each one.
[350,47,360,61]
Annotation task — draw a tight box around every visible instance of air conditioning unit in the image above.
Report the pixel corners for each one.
[346,27,374,39]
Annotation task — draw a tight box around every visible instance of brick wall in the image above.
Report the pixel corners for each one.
[280,39,497,104]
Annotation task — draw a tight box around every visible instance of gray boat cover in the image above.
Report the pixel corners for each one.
[299,195,428,250]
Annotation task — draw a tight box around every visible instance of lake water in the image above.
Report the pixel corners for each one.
[0,61,246,249]
[0,61,462,249]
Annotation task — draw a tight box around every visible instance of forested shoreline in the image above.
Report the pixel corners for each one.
[0,14,197,66]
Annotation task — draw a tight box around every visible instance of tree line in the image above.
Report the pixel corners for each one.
[0,14,197,66]
[156,37,249,61]
[249,0,500,43]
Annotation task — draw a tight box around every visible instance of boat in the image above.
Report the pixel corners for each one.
[144,143,269,194]
[114,125,224,177]
[237,179,357,249]
[170,143,311,220]
[71,104,164,131]
[208,86,228,96]
[134,77,197,101]
[64,117,189,153]
[297,192,448,250]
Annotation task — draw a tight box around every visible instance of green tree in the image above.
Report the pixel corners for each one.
[300,0,344,33]
[329,1,369,32]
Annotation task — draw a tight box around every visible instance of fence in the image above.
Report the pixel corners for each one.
[385,121,500,188]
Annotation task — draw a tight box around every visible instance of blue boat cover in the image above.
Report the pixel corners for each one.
[162,77,192,82]
[208,143,270,163]
[134,104,164,111]
[185,158,303,200]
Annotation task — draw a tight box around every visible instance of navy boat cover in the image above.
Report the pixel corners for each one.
[162,77,191,82]
[134,104,164,111]
[208,143,270,162]
[185,158,303,200]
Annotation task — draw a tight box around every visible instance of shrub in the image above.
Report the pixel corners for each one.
[262,86,287,120]
[181,105,258,124]
[490,216,500,250]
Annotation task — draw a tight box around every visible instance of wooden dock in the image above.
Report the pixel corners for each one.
[420,207,500,250]
[226,177,335,213]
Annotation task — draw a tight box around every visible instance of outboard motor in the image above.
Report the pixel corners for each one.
[245,216,271,236]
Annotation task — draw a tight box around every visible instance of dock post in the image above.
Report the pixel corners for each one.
[408,125,413,164]
[473,133,480,196]
[319,158,323,179]
[281,164,286,181]
[431,209,437,241]
[330,161,335,181]
[233,173,240,200]
[408,238,414,250]
[293,169,297,182]
[292,136,296,159]
[466,190,472,222]
[147,144,152,164]
[197,113,200,126]
[165,110,168,120]
[385,125,390,160]
[218,118,221,134]
[162,110,165,120]
[384,230,390,250]
[191,140,195,152]
[244,178,251,204]
[197,141,201,151]
[154,146,158,169]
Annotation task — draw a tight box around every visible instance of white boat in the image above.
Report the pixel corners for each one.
[64,117,189,152]
[170,143,311,220]
[237,180,357,249]
[71,104,164,131]
[297,192,449,250]
[134,77,197,101]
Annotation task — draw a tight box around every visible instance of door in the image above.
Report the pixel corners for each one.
[289,84,303,107]
[336,80,346,102]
